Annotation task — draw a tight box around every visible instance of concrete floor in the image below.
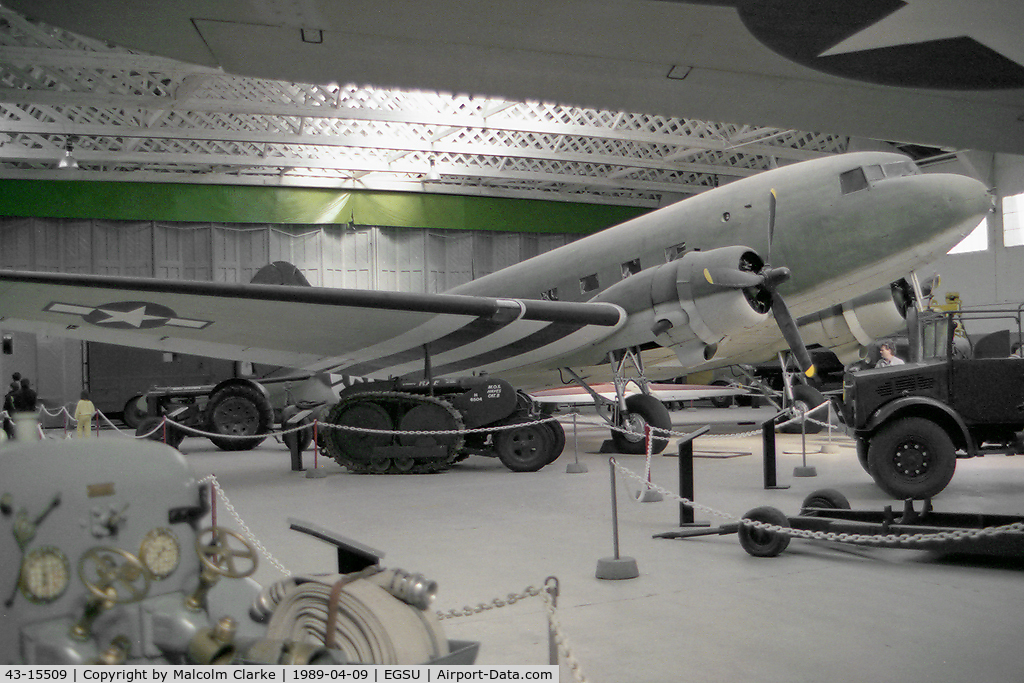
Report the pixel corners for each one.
[159,407,1024,682]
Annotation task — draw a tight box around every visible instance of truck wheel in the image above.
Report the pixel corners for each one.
[867,417,956,499]
[800,488,851,514]
[708,379,735,408]
[122,394,148,430]
[496,418,554,472]
[611,394,672,454]
[738,506,791,557]
[780,384,825,434]
[855,437,871,474]
[205,383,273,451]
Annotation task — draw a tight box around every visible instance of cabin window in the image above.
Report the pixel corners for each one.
[883,161,919,178]
[621,258,641,278]
[840,168,869,194]
[665,243,686,262]
[542,287,560,301]
[580,273,599,293]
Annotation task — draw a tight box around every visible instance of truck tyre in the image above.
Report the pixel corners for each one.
[205,383,274,451]
[867,417,957,499]
[544,419,566,464]
[738,506,791,557]
[780,384,825,434]
[708,379,735,408]
[611,394,672,454]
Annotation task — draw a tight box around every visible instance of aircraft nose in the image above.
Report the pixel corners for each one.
[942,173,993,228]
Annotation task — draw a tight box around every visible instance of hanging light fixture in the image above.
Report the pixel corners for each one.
[57,137,78,169]
[425,156,440,181]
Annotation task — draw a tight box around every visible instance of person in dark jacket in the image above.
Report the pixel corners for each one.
[13,378,37,412]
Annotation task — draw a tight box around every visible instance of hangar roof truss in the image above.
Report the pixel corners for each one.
[0,6,850,207]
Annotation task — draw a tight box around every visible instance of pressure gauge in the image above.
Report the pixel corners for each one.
[20,547,70,603]
[139,527,181,579]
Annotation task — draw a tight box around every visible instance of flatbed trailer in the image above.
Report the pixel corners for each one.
[668,489,1024,558]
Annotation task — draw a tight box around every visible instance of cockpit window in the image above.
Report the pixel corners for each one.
[864,165,884,182]
[840,168,869,194]
[882,161,919,178]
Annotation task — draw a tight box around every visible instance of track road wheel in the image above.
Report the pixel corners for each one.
[611,394,672,454]
[205,383,274,451]
[496,418,555,472]
[867,417,956,500]
[738,506,791,557]
[323,401,394,470]
[780,384,825,434]
[800,488,851,515]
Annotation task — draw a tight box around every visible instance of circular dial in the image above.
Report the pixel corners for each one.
[20,547,70,603]
[139,527,181,579]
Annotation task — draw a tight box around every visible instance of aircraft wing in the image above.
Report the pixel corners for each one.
[529,382,746,406]
[0,270,624,379]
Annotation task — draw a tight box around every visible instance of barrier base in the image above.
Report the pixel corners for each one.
[635,488,663,502]
[565,462,588,473]
[305,468,327,479]
[595,556,639,580]
[793,465,817,477]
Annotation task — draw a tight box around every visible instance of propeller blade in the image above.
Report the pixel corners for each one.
[767,188,777,261]
[702,267,764,288]
[771,294,816,379]
[760,266,791,290]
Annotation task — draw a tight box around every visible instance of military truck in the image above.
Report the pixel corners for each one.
[841,305,1024,499]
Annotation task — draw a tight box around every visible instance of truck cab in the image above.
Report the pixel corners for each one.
[842,305,1024,499]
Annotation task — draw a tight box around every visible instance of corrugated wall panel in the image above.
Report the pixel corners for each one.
[154,224,212,281]
[0,218,34,270]
[270,227,323,286]
[92,221,153,276]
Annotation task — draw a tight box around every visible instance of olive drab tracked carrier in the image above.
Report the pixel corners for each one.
[321,377,565,474]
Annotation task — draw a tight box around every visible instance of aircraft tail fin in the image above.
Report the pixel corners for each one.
[250,261,312,286]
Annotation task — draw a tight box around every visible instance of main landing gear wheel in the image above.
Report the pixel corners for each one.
[611,394,672,455]
[779,384,825,434]
[738,506,791,558]
[280,405,314,453]
[496,418,556,472]
[867,417,956,500]
[205,383,274,451]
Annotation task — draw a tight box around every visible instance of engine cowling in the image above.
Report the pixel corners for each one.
[593,246,771,358]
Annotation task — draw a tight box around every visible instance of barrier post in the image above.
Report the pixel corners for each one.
[595,458,639,580]
[762,414,790,490]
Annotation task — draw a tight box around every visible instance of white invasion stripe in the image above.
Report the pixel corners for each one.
[45,302,95,316]
[369,319,551,379]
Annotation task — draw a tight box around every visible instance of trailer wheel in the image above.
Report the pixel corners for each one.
[738,506,791,557]
[867,417,956,499]
[611,394,672,454]
[135,417,186,450]
[206,383,273,451]
[496,418,554,472]
[800,488,851,514]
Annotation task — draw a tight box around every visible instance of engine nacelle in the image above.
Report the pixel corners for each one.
[796,280,910,364]
[593,246,771,356]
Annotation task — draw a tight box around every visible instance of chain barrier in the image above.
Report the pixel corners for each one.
[437,581,587,683]
[610,459,1024,546]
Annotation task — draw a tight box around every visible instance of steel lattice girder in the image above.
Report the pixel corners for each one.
[0,6,849,206]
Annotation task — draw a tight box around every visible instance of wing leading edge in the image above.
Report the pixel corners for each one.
[0,270,624,378]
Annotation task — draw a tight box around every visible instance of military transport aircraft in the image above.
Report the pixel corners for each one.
[0,151,990,472]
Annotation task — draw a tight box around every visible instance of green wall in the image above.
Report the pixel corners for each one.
[0,179,646,234]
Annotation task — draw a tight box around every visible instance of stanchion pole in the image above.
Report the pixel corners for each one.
[595,458,639,580]
[545,576,559,666]
[762,415,790,490]
[794,407,817,477]
[305,418,326,478]
[565,411,587,473]
[210,477,217,528]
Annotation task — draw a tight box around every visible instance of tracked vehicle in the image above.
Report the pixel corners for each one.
[321,377,565,474]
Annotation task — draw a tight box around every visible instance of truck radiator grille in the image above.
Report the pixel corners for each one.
[876,375,936,398]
